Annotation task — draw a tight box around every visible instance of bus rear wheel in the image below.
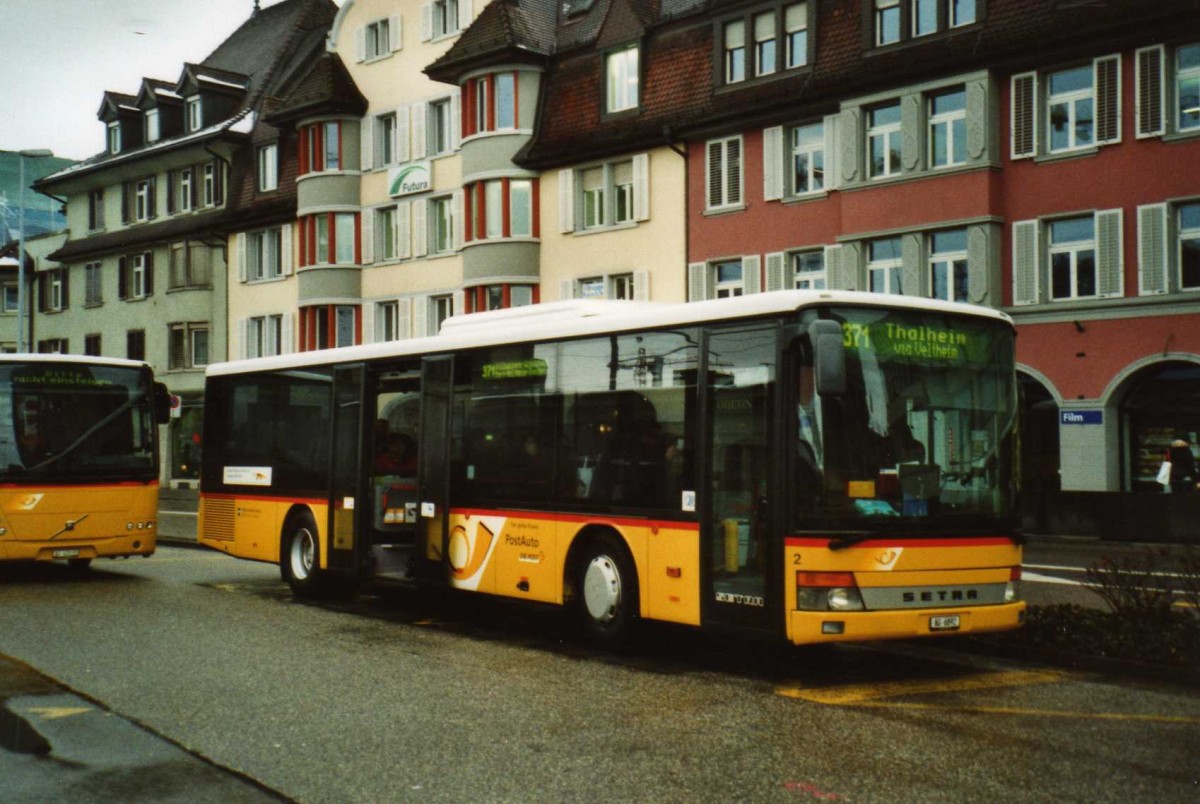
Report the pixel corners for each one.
[576,533,638,648]
[281,512,323,597]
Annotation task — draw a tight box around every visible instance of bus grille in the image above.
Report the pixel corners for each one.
[203,498,235,541]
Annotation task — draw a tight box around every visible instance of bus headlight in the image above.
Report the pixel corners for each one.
[796,572,864,612]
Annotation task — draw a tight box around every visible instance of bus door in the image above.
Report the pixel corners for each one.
[703,326,780,633]
[328,364,366,574]
[416,356,454,582]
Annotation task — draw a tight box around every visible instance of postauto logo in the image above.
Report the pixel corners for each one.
[389,162,432,197]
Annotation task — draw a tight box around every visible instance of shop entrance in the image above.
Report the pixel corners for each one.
[1120,361,1200,492]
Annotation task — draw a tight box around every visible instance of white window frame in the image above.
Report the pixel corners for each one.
[929,229,969,302]
[1047,65,1095,154]
[1177,43,1200,133]
[706,136,743,211]
[187,96,202,132]
[258,143,278,192]
[334,213,357,265]
[929,87,967,168]
[248,228,284,282]
[145,109,160,142]
[429,98,453,155]
[867,101,902,179]
[912,0,938,38]
[247,314,284,358]
[875,0,900,46]
[868,238,903,295]
[785,3,808,69]
[724,20,746,84]
[135,178,153,222]
[431,0,461,39]
[430,196,455,255]
[950,0,976,27]
[377,112,397,167]
[606,44,640,113]
[203,164,216,207]
[88,189,105,230]
[377,301,402,342]
[108,122,121,154]
[753,12,777,77]
[366,18,391,60]
[1178,202,1200,291]
[714,260,745,298]
[790,121,825,194]
[178,169,193,212]
[429,294,454,333]
[84,263,103,305]
[792,250,826,289]
[131,253,150,299]
[170,322,209,369]
[1048,216,1097,301]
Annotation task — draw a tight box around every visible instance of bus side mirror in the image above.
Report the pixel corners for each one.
[153,382,172,425]
[809,321,846,397]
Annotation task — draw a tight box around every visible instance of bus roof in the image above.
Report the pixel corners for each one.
[0,353,152,371]
[208,290,1014,378]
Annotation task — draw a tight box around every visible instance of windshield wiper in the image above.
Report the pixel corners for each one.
[32,392,145,471]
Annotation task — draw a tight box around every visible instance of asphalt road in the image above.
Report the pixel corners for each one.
[0,545,1198,802]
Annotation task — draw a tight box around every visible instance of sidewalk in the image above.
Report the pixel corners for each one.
[157,487,198,545]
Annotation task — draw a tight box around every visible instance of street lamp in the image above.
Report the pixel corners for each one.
[16,148,54,353]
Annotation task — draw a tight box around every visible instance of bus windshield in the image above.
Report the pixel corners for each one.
[0,362,157,482]
[795,306,1017,533]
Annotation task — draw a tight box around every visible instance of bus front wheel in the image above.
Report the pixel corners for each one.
[576,533,639,647]
[281,512,322,597]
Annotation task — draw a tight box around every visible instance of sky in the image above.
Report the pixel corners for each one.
[0,0,339,161]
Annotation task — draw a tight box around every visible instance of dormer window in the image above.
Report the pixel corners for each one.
[187,96,203,132]
[146,109,161,143]
[872,0,979,48]
[108,122,122,154]
[720,3,811,87]
[606,44,639,114]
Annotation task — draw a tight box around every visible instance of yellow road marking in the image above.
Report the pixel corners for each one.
[851,701,1200,724]
[28,706,92,720]
[777,669,1069,705]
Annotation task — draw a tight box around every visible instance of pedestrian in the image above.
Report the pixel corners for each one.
[1167,438,1197,495]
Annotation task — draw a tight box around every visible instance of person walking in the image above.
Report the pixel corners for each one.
[1168,438,1197,494]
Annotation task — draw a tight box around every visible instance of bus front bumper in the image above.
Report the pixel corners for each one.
[788,601,1027,645]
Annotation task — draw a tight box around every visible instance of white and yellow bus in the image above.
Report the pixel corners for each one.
[199,291,1025,645]
[0,355,170,570]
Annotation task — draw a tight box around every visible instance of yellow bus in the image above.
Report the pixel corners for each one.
[199,291,1025,645]
[0,355,171,570]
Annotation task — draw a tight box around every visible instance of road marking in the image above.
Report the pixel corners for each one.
[28,706,92,720]
[1023,570,1085,586]
[777,669,1068,705]
[159,509,199,517]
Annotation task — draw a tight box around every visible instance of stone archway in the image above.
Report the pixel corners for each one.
[1115,360,1200,493]
[1017,370,1060,530]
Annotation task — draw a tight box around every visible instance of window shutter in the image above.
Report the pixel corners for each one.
[558,169,575,232]
[281,313,295,354]
[397,201,412,259]
[361,300,376,344]
[1137,203,1168,295]
[458,0,473,32]
[763,126,784,201]
[412,199,427,257]
[191,165,200,208]
[687,262,708,301]
[421,3,433,41]
[559,279,575,300]
[355,26,367,62]
[238,318,249,359]
[727,138,742,205]
[389,16,402,52]
[1011,72,1038,159]
[632,153,650,221]
[144,252,154,296]
[1135,46,1165,138]
[633,271,650,301]
[236,232,248,282]
[824,245,845,290]
[829,243,858,290]
[1095,55,1121,145]
[1095,209,1124,298]
[822,114,839,190]
[411,102,427,160]
[118,256,128,300]
[361,114,374,170]
[361,209,375,264]
[452,190,464,250]
[413,295,430,338]
[450,90,462,151]
[121,182,131,224]
[149,177,158,219]
[397,106,411,162]
[706,141,724,208]
[166,171,176,214]
[280,223,293,276]
[453,290,465,317]
[765,251,787,291]
[1012,220,1040,306]
[398,298,412,339]
[742,255,761,294]
[213,161,224,206]
[966,80,989,161]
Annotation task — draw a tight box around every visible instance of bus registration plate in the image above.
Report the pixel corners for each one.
[52,549,80,559]
[929,615,960,631]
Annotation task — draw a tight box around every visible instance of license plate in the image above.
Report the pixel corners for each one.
[52,549,80,559]
[930,615,960,631]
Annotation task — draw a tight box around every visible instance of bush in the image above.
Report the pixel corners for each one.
[1019,604,1200,669]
